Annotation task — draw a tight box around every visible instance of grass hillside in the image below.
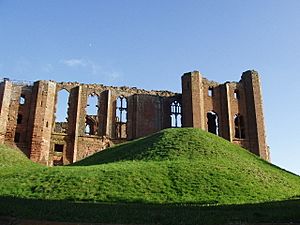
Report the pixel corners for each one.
[0,144,37,168]
[0,128,300,206]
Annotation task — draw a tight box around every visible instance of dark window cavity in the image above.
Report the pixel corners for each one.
[234,114,245,139]
[53,158,63,166]
[54,144,64,153]
[14,133,20,143]
[17,114,23,124]
[207,111,219,135]
[170,101,182,128]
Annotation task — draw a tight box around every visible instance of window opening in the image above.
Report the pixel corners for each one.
[54,144,64,153]
[234,114,245,139]
[53,158,63,166]
[54,89,69,133]
[85,124,91,135]
[85,94,99,136]
[14,133,20,143]
[207,111,219,135]
[208,87,213,97]
[17,114,23,124]
[19,95,26,105]
[170,101,182,128]
[86,94,99,115]
[85,117,97,136]
[234,90,240,99]
[115,96,127,139]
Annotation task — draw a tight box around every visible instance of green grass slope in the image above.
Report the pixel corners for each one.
[0,128,300,206]
[0,145,31,167]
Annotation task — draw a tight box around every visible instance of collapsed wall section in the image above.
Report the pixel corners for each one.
[48,82,179,165]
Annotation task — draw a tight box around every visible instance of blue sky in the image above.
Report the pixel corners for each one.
[1,0,300,174]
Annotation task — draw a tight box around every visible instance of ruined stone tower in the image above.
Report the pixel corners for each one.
[181,70,269,160]
[0,70,269,165]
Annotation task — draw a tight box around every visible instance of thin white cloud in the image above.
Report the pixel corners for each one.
[60,59,87,67]
[60,58,101,73]
[60,58,123,84]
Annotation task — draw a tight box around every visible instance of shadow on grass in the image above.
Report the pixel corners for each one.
[0,196,300,225]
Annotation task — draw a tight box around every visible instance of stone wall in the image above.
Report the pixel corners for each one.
[0,80,12,144]
[0,70,269,165]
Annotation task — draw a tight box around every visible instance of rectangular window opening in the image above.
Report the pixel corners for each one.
[54,144,64,153]
[208,87,213,97]
[234,90,240,99]
[17,114,23,124]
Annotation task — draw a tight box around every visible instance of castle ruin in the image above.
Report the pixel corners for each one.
[0,70,269,165]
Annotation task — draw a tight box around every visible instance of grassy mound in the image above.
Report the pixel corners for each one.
[0,144,38,168]
[72,128,246,165]
[0,128,300,206]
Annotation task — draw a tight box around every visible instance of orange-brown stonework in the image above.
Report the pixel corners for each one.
[0,70,269,165]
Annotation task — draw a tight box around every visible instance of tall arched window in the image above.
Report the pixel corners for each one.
[86,94,99,116]
[234,114,245,139]
[170,101,181,128]
[116,96,127,139]
[17,114,23,124]
[207,111,219,135]
[85,94,99,135]
[54,89,69,133]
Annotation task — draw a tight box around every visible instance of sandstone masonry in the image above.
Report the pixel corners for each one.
[0,70,269,165]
